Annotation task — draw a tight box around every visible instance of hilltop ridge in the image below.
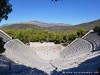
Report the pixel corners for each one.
[0,19,100,32]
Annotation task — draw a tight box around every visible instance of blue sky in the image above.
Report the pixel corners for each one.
[0,0,100,26]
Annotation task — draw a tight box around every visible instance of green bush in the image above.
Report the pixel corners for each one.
[0,37,5,53]
[76,29,85,37]
[63,33,69,43]
[69,32,78,42]
[93,26,100,32]
[55,33,63,44]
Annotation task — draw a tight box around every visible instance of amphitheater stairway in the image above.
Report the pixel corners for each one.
[4,39,45,63]
[0,30,12,42]
[83,31,100,50]
[60,38,92,58]
[0,55,48,75]
[0,30,100,75]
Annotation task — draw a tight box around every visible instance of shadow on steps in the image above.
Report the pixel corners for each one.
[51,54,100,75]
[0,55,48,75]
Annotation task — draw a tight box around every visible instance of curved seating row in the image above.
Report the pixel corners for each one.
[60,38,92,58]
[0,30,12,42]
[0,55,48,75]
[83,32,100,50]
[4,39,43,63]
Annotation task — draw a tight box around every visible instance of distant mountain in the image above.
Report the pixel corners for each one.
[76,19,100,29]
[0,24,9,27]
[0,19,100,32]
[1,21,70,28]
[0,24,43,30]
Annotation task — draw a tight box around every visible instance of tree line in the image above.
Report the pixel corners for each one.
[4,29,86,44]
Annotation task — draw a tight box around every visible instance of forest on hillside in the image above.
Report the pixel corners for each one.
[4,29,86,44]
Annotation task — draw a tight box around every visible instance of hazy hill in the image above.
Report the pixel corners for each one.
[76,19,100,29]
[0,19,100,32]
[0,24,44,30]
[1,21,70,27]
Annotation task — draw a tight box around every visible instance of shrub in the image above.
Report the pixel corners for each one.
[76,29,85,37]
[0,37,5,53]
[93,26,100,32]
[69,32,78,42]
